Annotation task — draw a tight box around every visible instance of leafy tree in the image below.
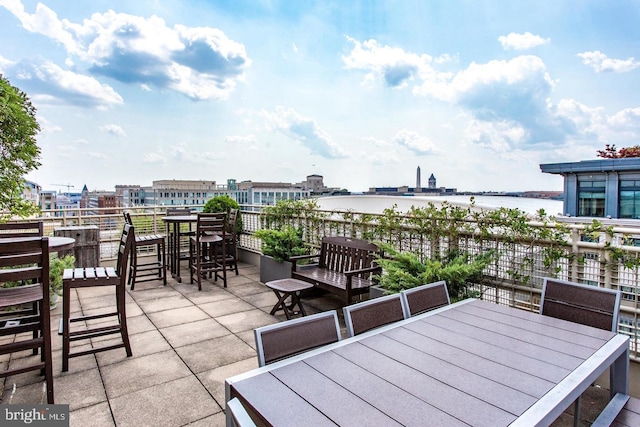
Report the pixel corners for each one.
[0,75,41,219]
[597,144,640,158]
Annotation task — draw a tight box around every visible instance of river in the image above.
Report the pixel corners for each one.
[315,194,564,217]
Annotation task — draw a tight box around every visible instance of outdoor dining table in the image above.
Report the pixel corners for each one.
[161,214,197,282]
[225,298,629,427]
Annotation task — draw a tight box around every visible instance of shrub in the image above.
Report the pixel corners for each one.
[375,243,495,301]
[203,195,242,230]
[254,225,307,262]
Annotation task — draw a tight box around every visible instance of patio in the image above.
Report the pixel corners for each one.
[1,260,639,426]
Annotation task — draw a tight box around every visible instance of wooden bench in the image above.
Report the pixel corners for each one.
[290,236,381,305]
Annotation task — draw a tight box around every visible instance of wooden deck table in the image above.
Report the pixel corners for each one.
[161,215,197,283]
[225,299,629,427]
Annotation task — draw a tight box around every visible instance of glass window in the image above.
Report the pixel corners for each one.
[620,180,640,218]
[578,180,605,217]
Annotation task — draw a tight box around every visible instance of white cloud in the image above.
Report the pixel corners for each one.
[342,37,439,88]
[262,106,347,159]
[170,141,225,164]
[87,152,108,160]
[1,3,251,101]
[224,134,257,144]
[143,152,166,164]
[2,57,123,108]
[577,51,640,73]
[100,124,127,137]
[360,137,400,164]
[392,129,442,155]
[498,32,550,51]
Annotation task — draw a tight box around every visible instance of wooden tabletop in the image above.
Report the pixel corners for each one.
[161,215,198,223]
[226,299,629,427]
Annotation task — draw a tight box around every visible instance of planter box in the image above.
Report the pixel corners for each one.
[368,284,387,299]
[259,255,292,283]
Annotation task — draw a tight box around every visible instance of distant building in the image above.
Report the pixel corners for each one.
[115,178,311,208]
[365,167,454,196]
[23,180,41,207]
[540,158,640,219]
[80,185,120,214]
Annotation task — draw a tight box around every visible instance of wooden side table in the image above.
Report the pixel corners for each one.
[264,278,313,319]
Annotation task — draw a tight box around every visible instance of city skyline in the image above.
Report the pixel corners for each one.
[2,1,640,193]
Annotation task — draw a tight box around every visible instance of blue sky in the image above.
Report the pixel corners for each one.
[2,0,640,193]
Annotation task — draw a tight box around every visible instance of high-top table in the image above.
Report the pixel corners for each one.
[225,299,629,427]
[161,215,197,282]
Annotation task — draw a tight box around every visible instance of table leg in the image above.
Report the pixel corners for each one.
[610,346,629,398]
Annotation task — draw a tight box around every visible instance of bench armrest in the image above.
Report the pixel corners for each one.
[344,265,382,277]
[289,253,319,271]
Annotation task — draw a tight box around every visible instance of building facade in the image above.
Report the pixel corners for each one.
[540,158,640,219]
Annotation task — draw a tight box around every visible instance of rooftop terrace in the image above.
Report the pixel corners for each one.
[2,260,639,426]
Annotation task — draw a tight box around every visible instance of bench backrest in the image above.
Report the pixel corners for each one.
[318,236,379,274]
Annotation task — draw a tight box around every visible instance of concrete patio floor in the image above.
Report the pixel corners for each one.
[1,261,639,426]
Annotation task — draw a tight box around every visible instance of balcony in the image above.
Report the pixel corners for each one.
[2,204,640,425]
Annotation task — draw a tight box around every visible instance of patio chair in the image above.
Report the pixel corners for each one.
[401,280,450,317]
[254,310,341,367]
[123,211,166,290]
[227,397,257,427]
[189,212,227,290]
[540,278,620,332]
[165,208,194,273]
[343,293,408,337]
[0,236,54,403]
[540,277,622,427]
[211,208,240,277]
[0,221,44,353]
[60,224,135,371]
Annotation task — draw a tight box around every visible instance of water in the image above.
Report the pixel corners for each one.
[316,194,564,217]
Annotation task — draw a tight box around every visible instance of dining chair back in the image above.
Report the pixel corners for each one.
[540,278,621,332]
[401,280,450,317]
[0,221,43,237]
[254,310,341,367]
[0,236,54,403]
[343,293,408,337]
[227,397,257,427]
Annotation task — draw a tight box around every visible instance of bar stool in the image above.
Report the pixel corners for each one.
[264,278,313,320]
[60,224,134,372]
[123,211,166,290]
[0,236,54,403]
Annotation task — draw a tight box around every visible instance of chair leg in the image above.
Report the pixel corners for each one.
[116,283,132,358]
[41,299,54,403]
[62,282,71,372]
[161,240,167,286]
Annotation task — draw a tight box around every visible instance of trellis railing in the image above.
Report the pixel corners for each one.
[4,203,640,360]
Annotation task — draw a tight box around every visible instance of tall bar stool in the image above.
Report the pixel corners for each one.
[189,213,227,290]
[0,221,44,354]
[60,224,135,371]
[0,236,54,403]
[123,212,166,290]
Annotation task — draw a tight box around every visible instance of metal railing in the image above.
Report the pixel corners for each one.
[6,204,640,360]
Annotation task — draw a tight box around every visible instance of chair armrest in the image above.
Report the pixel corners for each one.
[343,265,382,277]
[591,393,630,427]
[289,254,319,271]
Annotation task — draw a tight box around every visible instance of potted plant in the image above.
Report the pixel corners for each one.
[254,225,307,283]
[49,255,75,308]
[372,243,495,302]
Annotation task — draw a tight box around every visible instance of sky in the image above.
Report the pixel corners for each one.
[2,1,640,193]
